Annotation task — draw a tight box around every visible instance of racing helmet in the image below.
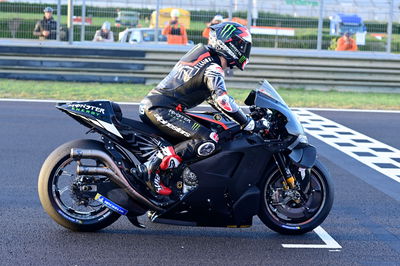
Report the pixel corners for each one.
[208,22,252,70]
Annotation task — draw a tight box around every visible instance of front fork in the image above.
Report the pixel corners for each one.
[273,153,297,190]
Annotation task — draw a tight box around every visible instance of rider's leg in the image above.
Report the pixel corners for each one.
[142,107,217,195]
[144,145,183,195]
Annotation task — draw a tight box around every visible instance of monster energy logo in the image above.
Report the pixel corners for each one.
[239,56,246,63]
[68,104,105,117]
[71,107,101,116]
[221,24,236,39]
[192,123,201,131]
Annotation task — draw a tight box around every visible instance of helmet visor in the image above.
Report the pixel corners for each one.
[232,35,251,70]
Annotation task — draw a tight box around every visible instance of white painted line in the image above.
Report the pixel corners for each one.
[282,226,342,249]
[304,107,400,114]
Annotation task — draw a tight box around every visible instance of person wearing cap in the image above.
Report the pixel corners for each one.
[336,32,358,51]
[162,9,188,45]
[33,7,58,40]
[93,21,114,42]
[202,15,223,39]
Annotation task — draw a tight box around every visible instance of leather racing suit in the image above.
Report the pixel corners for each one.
[140,43,251,161]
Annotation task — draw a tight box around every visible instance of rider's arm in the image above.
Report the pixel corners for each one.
[204,63,254,130]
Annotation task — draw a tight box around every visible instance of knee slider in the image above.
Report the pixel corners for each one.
[197,141,216,156]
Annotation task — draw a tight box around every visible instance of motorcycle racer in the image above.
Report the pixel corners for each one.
[140,22,254,196]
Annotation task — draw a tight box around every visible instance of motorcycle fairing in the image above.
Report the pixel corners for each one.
[186,111,240,132]
[156,134,271,227]
[245,80,305,137]
[57,101,123,138]
[289,144,317,168]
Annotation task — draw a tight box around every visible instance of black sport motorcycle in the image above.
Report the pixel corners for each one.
[38,80,333,234]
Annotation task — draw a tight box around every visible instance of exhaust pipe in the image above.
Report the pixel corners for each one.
[71,149,163,211]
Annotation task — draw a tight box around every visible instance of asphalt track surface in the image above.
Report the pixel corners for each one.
[0,101,399,265]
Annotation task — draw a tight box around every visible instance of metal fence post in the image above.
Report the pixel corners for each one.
[81,0,86,42]
[67,0,74,44]
[247,0,253,29]
[155,0,160,44]
[228,0,233,20]
[56,0,61,41]
[317,0,325,50]
[387,0,394,53]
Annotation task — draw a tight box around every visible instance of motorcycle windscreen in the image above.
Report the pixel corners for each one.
[251,80,305,137]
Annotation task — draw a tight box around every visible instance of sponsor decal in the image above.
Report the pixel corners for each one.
[228,42,241,56]
[94,193,128,215]
[221,24,236,39]
[217,40,238,59]
[57,209,82,224]
[154,113,191,137]
[191,123,201,131]
[213,114,222,121]
[68,103,105,117]
[281,225,301,230]
[217,94,233,112]
[239,56,247,64]
[209,132,219,143]
[168,109,191,124]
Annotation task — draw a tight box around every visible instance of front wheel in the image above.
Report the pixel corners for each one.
[258,159,334,235]
[38,139,121,231]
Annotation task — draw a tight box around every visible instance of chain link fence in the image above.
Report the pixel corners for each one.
[0,0,399,52]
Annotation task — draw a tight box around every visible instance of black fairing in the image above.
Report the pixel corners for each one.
[157,133,271,227]
[289,145,317,168]
[57,101,115,123]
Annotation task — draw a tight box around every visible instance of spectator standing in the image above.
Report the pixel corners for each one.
[93,21,114,42]
[162,9,188,45]
[336,32,358,51]
[202,15,223,39]
[33,7,58,40]
[115,9,122,27]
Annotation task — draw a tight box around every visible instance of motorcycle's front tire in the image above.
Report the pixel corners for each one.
[258,159,334,235]
[38,139,121,231]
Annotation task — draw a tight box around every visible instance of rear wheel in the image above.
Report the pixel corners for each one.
[258,159,334,234]
[38,139,121,231]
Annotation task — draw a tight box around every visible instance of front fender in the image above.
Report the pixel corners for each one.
[288,144,317,168]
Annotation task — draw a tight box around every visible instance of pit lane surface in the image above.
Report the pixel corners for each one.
[0,101,399,265]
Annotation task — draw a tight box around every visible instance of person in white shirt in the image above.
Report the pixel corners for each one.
[93,21,114,42]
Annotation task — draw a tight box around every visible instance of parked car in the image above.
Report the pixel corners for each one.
[118,28,167,44]
[115,11,140,27]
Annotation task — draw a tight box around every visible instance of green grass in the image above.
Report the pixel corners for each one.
[0,79,399,110]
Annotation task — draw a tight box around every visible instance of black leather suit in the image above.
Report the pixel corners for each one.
[140,44,249,160]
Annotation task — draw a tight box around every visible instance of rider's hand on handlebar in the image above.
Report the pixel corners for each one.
[254,118,270,133]
[242,116,255,131]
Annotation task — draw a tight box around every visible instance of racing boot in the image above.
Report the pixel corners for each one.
[144,155,171,196]
[144,146,182,196]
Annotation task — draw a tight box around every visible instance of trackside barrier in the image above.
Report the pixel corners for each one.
[0,41,399,93]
